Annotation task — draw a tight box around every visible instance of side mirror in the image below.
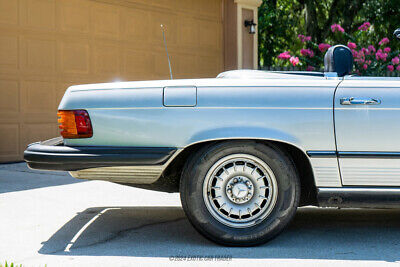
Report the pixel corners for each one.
[394,28,400,39]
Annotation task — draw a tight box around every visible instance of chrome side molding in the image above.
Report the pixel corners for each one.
[317,187,400,208]
[306,151,336,158]
[307,151,400,159]
[338,151,400,158]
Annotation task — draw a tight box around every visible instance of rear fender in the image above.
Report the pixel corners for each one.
[186,126,301,150]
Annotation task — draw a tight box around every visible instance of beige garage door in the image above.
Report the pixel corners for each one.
[0,0,223,162]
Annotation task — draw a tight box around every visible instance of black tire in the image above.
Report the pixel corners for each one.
[180,141,300,246]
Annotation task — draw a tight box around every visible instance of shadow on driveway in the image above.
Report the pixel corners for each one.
[39,206,400,261]
[0,163,84,194]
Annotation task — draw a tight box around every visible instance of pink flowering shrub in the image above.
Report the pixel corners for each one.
[368,45,376,54]
[384,47,391,53]
[300,48,314,58]
[318,43,331,52]
[275,22,400,76]
[298,34,312,43]
[331,24,345,33]
[306,65,315,71]
[347,42,357,49]
[379,37,390,46]
[376,49,388,61]
[289,56,300,66]
[277,51,291,60]
[358,22,371,31]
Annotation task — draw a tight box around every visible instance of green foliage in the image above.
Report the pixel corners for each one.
[276,28,400,76]
[1,261,22,267]
[258,0,400,75]
[258,0,303,67]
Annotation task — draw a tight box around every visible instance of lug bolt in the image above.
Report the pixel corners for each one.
[233,178,238,183]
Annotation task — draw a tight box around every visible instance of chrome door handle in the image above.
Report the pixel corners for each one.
[340,97,381,105]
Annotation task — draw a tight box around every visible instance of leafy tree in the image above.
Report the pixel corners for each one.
[258,0,400,69]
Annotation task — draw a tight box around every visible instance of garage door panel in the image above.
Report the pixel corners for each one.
[92,2,120,39]
[21,123,58,149]
[20,37,56,73]
[0,0,223,162]
[0,35,19,71]
[178,17,199,46]
[0,124,20,160]
[199,20,222,49]
[0,80,19,113]
[0,0,19,25]
[153,52,174,79]
[150,0,178,9]
[122,8,149,42]
[56,82,73,105]
[58,0,90,34]
[20,0,56,30]
[20,81,56,113]
[199,55,222,77]
[176,54,197,78]
[150,12,177,45]
[199,0,222,18]
[94,44,120,75]
[59,41,90,74]
[124,49,154,78]
[20,114,57,125]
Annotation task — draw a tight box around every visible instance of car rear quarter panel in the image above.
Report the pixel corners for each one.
[60,78,342,187]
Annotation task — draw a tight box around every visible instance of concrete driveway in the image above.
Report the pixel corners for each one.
[1,163,400,267]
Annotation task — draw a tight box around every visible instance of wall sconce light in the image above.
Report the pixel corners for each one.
[244,19,257,34]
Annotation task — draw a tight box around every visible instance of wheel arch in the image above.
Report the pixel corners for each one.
[161,138,317,206]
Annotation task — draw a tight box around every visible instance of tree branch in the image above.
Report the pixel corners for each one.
[304,0,320,41]
[321,0,343,41]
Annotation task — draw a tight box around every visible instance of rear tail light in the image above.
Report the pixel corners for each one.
[57,110,93,139]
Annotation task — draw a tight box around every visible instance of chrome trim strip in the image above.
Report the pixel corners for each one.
[338,152,400,158]
[308,151,400,159]
[307,151,337,158]
[88,107,333,110]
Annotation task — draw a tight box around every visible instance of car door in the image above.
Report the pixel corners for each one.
[334,77,400,186]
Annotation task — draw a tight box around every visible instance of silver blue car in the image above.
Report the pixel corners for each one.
[24,44,400,246]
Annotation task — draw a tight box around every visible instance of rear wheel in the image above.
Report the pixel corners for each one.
[180,141,300,246]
